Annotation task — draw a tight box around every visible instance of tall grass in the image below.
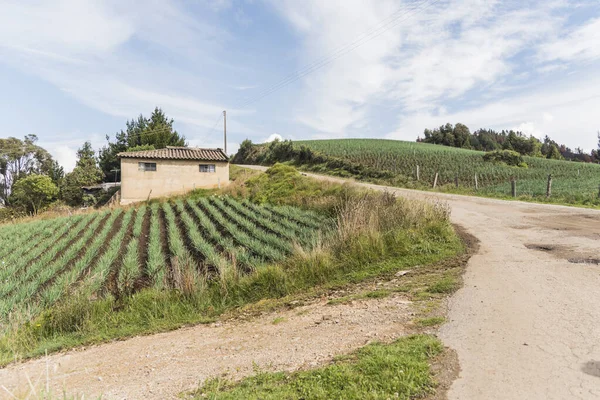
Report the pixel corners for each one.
[162,202,201,295]
[83,208,134,296]
[198,197,286,262]
[146,203,166,289]
[174,200,230,280]
[117,206,147,295]
[186,199,258,271]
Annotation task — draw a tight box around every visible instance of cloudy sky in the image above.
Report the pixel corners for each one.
[1,0,599,171]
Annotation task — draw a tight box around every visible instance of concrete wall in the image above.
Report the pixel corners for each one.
[120,158,229,205]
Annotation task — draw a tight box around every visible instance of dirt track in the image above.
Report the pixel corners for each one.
[2,167,600,399]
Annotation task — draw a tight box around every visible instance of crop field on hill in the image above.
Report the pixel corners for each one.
[294,139,600,200]
[0,196,324,321]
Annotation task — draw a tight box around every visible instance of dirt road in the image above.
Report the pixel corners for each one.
[243,167,600,399]
[2,167,599,399]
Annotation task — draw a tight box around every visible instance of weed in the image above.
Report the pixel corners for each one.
[416,317,446,327]
[427,276,457,294]
[192,335,443,399]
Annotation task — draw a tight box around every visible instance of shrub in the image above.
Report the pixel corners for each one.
[483,150,527,167]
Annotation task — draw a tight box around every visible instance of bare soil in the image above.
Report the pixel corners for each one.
[1,293,418,399]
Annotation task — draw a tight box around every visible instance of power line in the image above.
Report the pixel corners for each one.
[203,112,224,138]
[107,112,224,142]
[102,1,437,147]
[236,0,440,108]
[237,0,422,106]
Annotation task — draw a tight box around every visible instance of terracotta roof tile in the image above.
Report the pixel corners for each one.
[117,147,228,162]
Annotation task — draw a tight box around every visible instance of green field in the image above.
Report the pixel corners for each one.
[0,196,324,323]
[293,139,600,203]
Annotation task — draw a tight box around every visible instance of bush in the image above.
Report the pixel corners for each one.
[483,150,527,167]
[231,139,399,182]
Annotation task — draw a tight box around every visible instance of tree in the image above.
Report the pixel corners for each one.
[99,108,186,181]
[0,135,55,205]
[417,123,596,162]
[61,142,103,206]
[453,123,471,148]
[10,174,59,215]
[46,159,65,186]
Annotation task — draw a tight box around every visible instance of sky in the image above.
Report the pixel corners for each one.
[0,0,599,171]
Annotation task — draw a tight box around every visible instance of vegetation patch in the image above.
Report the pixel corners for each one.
[416,317,446,327]
[233,138,600,207]
[483,150,527,168]
[0,165,462,364]
[190,335,443,400]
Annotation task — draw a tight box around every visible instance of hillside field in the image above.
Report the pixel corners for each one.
[0,196,324,322]
[237,138,600,205]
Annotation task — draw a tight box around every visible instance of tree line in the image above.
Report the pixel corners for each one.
[0,108,185,217]
[417,123,600,163]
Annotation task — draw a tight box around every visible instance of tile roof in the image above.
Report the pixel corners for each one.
[117,146,228,162]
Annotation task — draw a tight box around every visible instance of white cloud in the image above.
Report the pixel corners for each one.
[1,0,599,169]
[387,69,600,151]
[264,133,283,143]
[271,0,599,150]
[0,0,233,128]
[0,0,134,57]
[537,17,600,63]
[38,134,106,173]
[271,1,567,135]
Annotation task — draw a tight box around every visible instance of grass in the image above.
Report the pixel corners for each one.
[0,165,463,369]
[0,194,324,327]
[234,138,600,208]
[415,317,446,327]
[0,221,460,365]
[191,335,443,400]
[426,276,457,294]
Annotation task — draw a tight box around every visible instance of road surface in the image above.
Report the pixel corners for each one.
[2,166,599,399]
[242,166,600,399]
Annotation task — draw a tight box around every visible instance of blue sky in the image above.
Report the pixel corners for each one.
[1,0,599,171]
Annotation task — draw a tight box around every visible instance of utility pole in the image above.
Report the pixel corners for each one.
[223,110,227,155]
[111,168,120,184]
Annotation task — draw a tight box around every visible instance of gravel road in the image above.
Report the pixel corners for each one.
[2,166,599,399]
[242,166,600,399]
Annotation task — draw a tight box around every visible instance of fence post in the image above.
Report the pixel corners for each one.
[511,179,517,198]
[474,173,478,190]
[416,165,420,181]
[455,176,459,188]
[546,174,552,198]
[433,172,439,189]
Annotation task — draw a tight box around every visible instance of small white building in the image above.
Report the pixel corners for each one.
[117,146,229,205]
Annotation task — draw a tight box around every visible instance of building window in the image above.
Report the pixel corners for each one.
[138,162,157,172]
[199,164,216,173]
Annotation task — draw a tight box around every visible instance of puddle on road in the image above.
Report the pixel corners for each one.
[568,258,600,265]
[525,244,599,264]
[525,244,556,252]
[582,361,600,377]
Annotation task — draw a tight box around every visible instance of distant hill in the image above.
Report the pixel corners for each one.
[233,138,600,206]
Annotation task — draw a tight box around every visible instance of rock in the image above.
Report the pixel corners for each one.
[395,270,411,277]
[322,314,332,321]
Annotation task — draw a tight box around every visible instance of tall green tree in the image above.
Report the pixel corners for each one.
[0,135,55,206]
[61,142,103,206]
[99,108,186,181]
[10,174,59,215]
[418,123,595,162]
